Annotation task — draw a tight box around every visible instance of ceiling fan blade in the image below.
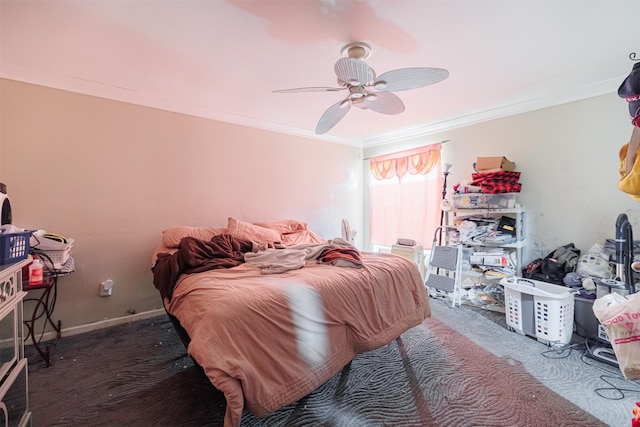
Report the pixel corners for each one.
[372,67,449,92]
[273,86,345,93]
[363,92,405,115]
[334,58,375,86]
[315,98,351,135]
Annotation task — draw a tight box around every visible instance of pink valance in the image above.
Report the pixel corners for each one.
[370,143,442,181]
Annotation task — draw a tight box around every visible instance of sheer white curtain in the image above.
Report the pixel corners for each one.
[369,144,442,249]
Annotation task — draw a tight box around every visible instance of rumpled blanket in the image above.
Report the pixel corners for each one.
[318,246,363,268]
[244,237,362,274]
[152,234,254,300]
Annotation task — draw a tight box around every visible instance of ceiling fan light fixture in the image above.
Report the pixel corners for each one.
[348,85,366,97]
[373,80,388,90]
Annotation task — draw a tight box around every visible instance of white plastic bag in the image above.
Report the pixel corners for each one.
[593,292,640,379]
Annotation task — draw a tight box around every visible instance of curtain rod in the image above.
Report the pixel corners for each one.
[363,139,450,160]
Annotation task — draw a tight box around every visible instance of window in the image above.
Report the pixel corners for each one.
[369,144,442,249]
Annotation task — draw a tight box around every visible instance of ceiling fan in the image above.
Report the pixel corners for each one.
[273,42,449,135]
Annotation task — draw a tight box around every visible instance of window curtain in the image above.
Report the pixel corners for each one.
[369,144,442,249]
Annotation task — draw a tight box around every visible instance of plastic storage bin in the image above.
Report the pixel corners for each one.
[0,232,31,265]
[452,193,518,209]
[500,277,575,346]
[32,238,74,270]
[391,244,425,280]
[574,294,612,344]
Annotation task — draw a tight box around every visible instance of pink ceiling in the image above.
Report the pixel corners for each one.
[1,0,639,146]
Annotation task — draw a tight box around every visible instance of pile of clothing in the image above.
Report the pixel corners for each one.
[563,246,612,288]
[617,60,640,200]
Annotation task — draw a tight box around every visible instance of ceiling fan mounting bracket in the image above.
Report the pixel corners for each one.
[341,42,371,60]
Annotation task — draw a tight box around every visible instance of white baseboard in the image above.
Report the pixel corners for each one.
[27,308,167,344]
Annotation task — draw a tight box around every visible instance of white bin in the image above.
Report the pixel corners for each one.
[500,277,575,346]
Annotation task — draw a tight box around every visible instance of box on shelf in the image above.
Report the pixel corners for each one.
[391,244,425,280]
[452,193,518,209]
[0,232,31,266]
[475,156,516,172]
[500,277,575,346]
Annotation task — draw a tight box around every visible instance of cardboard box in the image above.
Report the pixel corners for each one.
[476,156,516,172]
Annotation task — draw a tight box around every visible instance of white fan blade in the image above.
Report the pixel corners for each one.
[273,86,345,93]
[372,67,449,92]
[316,98,351,135]
[363,92,405,115]
[334,58,375,86]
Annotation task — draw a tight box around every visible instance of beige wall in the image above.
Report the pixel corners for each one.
[0,79,363,330]
[5,77,640,331]
[364,93,640,260]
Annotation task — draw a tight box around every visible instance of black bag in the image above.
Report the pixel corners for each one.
[497,216,517,236]
[523,243,581,284]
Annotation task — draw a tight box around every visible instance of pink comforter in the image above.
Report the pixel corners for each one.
[165,252,430,427]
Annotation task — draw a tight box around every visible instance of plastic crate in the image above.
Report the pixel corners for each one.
[32,238,74,270]
[452,193,518,209]
[40,247,72,270]
[500,277,575,346]
[0,232,31,266]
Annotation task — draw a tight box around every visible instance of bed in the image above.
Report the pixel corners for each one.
[151,218,430,427]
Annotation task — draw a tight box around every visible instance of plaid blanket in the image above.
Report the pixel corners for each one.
[471,171,521,194]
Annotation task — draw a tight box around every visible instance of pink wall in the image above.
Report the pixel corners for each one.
[0,79,363,329]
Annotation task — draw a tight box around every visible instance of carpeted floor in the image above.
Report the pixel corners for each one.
[26,298,638,426]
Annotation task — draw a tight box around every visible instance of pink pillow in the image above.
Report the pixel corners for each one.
[253,219,308,234]
[280,230,326,247]
[162,226,227,248]
[227,217,281,244]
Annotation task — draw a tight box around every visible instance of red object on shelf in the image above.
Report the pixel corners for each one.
[22,276,54,290]
[632,402,640,426]
[28,258,43,285]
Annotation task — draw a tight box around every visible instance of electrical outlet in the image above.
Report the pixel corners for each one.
[100,279,113,297]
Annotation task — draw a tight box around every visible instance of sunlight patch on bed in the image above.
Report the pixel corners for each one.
[285,284,329,368]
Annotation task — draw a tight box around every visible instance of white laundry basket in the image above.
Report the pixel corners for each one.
[31,237,74,269]
[500,277,575,346]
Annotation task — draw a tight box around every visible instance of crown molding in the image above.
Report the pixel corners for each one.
[361,77,622,148]
[0,62,361,148]
[1,62,620,151]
